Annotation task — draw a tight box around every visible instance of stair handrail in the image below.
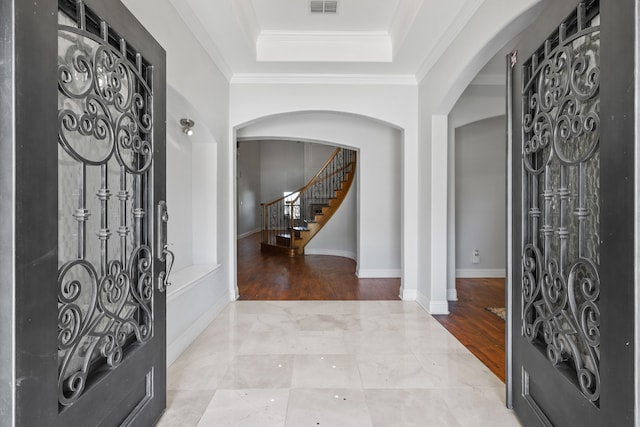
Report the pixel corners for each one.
[260,146,357,252]
[260,146,344,208]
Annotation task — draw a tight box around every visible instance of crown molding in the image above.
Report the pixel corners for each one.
[232,0,261,44]
[169,0,233,81]
[230,73,417,86]
[415,0,484,82]
[256,30,392,62]
[389,0,424,51]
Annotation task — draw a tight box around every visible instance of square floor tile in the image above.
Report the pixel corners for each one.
[344,330,414,355]
[197,389,289,427]
[167,353,233,391]
[356,354,434,389]
[416,353,503,388]
[365,388,520,427]
[156,390,214,427]
[292,355,362,388]
[293,331,350,354]
[285,388,373,427]
[218,354,294,389]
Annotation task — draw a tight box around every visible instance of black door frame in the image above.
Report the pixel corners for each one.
[0,0,167,425]
[507,0,637,425]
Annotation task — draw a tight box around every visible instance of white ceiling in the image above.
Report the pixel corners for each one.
[169,0,491,80]
[253,0,400,31]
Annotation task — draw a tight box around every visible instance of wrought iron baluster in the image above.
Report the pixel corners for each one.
[97,164,110,276]
[74,162,89,260]
[577,162,588,258]
[558,165,569,273]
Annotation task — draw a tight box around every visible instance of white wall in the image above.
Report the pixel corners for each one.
[122,0,231,365]
[166,90,194,272]
[305,174,358,260]
[304,142,357,259]
[237,141,261,236]
[237,111,401,278]
[304,143,335,182]
[416,0,543,313]
[447,83,507,297]
[238,139,356,257]
[455,116,506,276]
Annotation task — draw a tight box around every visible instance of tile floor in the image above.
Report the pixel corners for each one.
[157,301,521,427]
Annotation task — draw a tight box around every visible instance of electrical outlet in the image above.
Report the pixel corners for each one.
[472,249,480,264]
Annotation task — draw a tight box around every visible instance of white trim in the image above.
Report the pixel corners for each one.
[256,30,392,63]
[456,268,506,278]
[415,0,485,82]
[356,268,401,278]
[166,292,229,367]
[304,248,356,260]
[429,300,450,315]
[237,229,261,239]
[231,0,260,45]
[168,0,233,80]
[416,290,430,313]
[400,288,417,301]
[167,264,221,302]
[230,73,417,86]
[447,288,458,301]
[389,0,424,50]
[415,290,450,315]
[470,73,504,86]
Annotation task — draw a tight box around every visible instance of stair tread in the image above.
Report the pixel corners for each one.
[260,149,356,257]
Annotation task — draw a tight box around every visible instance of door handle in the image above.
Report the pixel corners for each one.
[156,200,175,293]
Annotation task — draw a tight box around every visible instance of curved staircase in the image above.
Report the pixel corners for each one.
[260,147,357,256]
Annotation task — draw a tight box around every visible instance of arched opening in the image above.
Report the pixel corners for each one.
[233,111,403,300]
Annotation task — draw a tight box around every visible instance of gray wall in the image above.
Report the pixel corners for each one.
[237,141,262,236]
[260,140,305,202]
[238,112,401,277]
[455,115,506,274]
[236,139,359,260]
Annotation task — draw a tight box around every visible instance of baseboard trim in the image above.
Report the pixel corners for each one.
[400,287,417,301]
[356,268,401,278]
[447,288,458,301]
[429,300,450,314]
[304,248,356,261]
[237,229,261,239]
[416,290,449,315]
[456,268,506,278]
[167,264,221,302]
[166,292,229,367]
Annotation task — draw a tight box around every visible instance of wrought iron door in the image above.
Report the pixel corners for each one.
[2,0,167,425]
[509,0,636,425]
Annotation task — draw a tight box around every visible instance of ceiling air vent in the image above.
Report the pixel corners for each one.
[310,0,338,14]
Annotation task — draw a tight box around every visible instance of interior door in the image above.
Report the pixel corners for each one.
[3,0,168,425]
[508,0,636,425]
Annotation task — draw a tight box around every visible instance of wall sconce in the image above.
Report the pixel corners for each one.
[180,118,195,136]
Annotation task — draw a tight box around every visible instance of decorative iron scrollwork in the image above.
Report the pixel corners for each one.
[58,27,153,174]
[521,3,601,404]
[57,4,155,407]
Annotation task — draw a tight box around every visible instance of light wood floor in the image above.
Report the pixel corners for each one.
[236,233,506,382]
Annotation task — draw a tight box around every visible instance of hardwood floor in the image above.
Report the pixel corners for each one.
[237,232,401,300]
[433,278,506,382]
[236,233,506,382]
